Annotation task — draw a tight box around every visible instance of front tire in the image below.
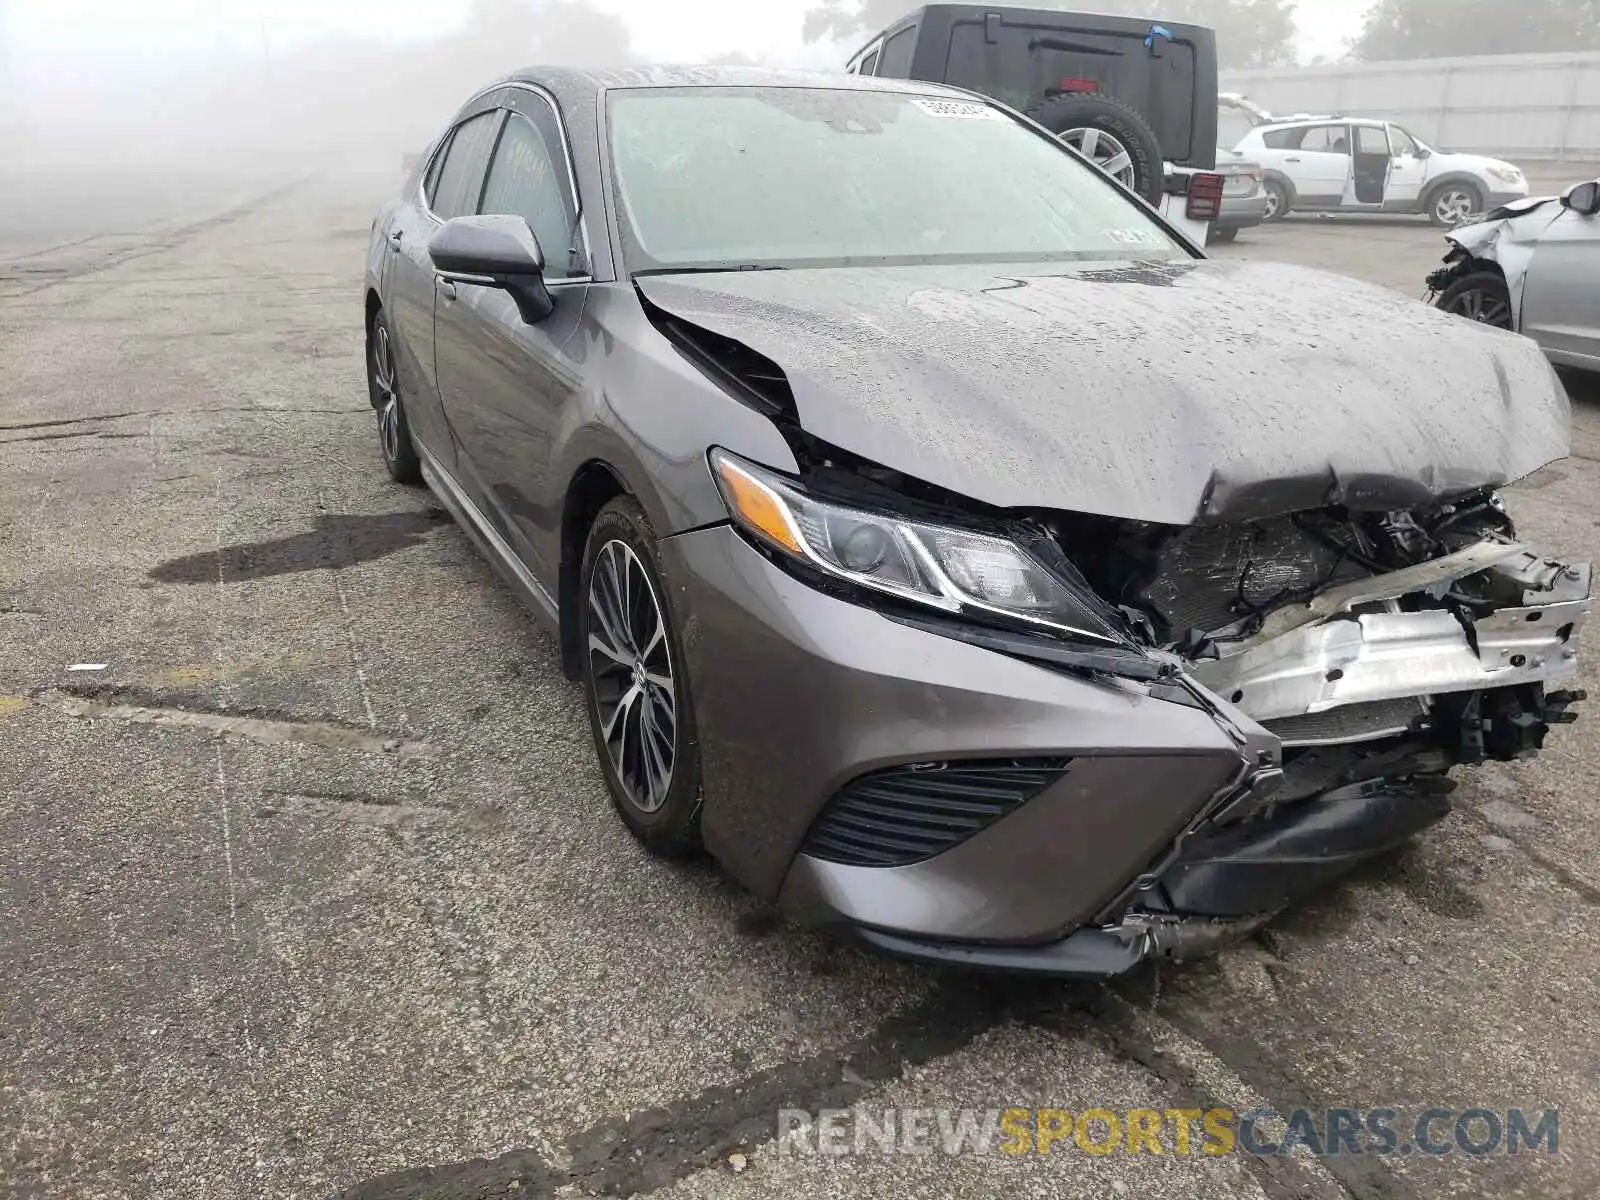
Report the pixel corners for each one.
[1426,182,1484,228]
[580,496,703,856]
[368,310,421,485]
[1436,270,1513,330]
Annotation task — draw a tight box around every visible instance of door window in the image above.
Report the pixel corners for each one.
[861,49,880,75]
[1355,125,1391,156]
[1387,126,1420,157]
[479,109,582,281]
[1299,125,1350,154]
[432,110,503,220]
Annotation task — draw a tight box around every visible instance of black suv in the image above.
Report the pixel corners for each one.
[849,4,1220,217]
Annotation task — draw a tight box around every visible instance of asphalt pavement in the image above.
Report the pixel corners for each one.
[3,172,1598,1200]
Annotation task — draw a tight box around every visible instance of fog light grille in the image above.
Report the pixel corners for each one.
[801,759,1072,868]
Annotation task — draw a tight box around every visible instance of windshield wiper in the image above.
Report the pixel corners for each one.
[630,264,789,278]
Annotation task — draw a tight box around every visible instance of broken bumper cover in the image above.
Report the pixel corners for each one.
[849,776,1457,976]
[661,525,1262,946]
[667,526,1588,977]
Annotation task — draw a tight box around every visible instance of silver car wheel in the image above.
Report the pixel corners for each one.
[587,539,677,814]
[373,323,401,462]
[1453,287,1513,329]
[1434,188,1477,226]
[1059,126,1136,187]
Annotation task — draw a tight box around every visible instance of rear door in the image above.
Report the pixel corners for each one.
[432,88,590,578]
[1269,123,1351,207]
[1520,196,1600,365]
[384,98,503,469]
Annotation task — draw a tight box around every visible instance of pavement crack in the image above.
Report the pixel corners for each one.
[41,684,433,758]
[334,979,1011,1199]
[0,429,144,445]
[255,790,454,827]
[0,411,140,432]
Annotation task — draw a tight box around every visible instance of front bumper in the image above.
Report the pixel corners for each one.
[661,525,1258,945]
[661,524,1588,976]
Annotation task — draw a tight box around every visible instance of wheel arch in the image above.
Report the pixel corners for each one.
[1261,169,1297,201]
[558,459,631,680]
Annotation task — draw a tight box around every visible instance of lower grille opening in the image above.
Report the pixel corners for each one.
[801,758,1073,868]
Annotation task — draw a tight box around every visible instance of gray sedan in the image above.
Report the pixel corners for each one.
[365,67,1586,976]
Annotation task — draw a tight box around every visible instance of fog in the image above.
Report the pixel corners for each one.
[0,0,1500,247]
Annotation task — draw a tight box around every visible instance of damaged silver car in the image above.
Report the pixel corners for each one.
[1429,177,1600,372]
[364,67,1589,975]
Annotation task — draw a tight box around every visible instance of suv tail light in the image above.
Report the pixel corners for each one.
[1186,172,1225,221]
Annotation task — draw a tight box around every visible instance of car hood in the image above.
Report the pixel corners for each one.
[636,259,1570,525]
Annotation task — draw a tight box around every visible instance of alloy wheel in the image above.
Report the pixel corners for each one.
[1059,126,1136,188]
[1447,287,1512,329]
[587,539,677,813]
[1263,187,1281,220]
[1434,188,1477,226]
[373,323,401,463]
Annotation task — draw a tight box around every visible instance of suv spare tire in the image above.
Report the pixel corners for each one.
[1031,93,1165,205]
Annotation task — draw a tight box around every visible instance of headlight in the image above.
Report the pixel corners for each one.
[710,449,1122,643]
[1486,166,1523,184]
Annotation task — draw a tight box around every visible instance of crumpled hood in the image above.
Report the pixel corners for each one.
[637,259,1570,525]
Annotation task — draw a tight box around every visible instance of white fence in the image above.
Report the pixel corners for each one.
[1221,51,1600,162]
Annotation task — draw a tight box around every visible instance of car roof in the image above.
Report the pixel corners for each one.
[1254,116,1377,130]
[501,64,974,99]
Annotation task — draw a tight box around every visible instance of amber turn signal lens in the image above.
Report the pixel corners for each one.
[714,456,803,555]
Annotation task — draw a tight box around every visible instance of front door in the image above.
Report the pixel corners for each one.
[1520,194,1600,365]
[1383,125,1427,209]
[433,91,591,580]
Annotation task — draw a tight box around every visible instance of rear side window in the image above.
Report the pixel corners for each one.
[479,110,581,280]
[877,27,916,79]
[1260,128,1298,150]
[423,134,453,207]
[431,110,502,220]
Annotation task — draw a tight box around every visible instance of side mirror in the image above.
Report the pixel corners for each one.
[1416,146,1432,159]
[428,214,554,323]
[1562,180,1600,216]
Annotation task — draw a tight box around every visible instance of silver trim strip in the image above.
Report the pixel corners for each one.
[416,439,559,624]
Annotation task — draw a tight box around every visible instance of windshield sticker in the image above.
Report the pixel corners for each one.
[910,98,1003,121]
[1106,228,1169,245]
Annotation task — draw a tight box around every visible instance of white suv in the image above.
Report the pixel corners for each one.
[1234,117,1528,227]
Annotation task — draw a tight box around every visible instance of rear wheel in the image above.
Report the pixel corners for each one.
[1262,178,1291,221]
[1437,270,1513,330]
[1032,93,1164,205]
[1209,226,1239,244]
[368,310,421,485]
[580,496,703,856]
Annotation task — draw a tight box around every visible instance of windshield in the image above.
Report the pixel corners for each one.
[606,86,1187,273]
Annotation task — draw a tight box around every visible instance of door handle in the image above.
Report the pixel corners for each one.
[1285,156,1301,163]
[437,278,457,300]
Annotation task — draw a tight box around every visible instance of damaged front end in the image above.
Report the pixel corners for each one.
[1044,493,1590,965]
